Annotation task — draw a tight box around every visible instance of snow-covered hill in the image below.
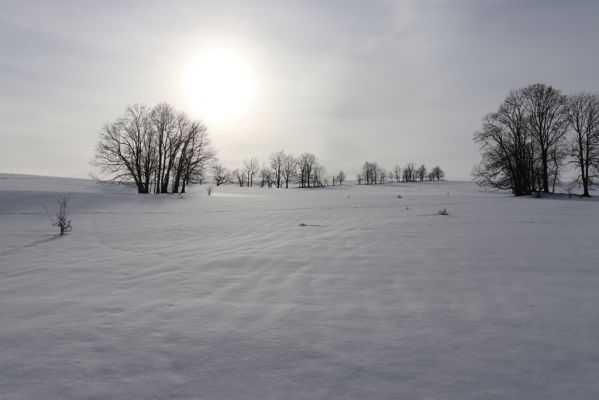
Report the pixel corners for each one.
[1,174,598,399]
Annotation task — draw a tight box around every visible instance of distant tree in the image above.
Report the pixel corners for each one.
[269,151,285,188]
[377,166,386,184]
[403,162,416,182]
[430,166,445,181]
[567,92,599,197]
[232,168,246,187]
[212,163,230,186]
[281,153,297,189]
[46,196,72,236]
[356,174,363,185]
[416,164,427,182]
[392,165,401,182]
[311,164,327,187]
[243,158,259,187]
[336,170,346,186]
[297,153,317,188]
[361,161,380,184]
[260,165,274,188]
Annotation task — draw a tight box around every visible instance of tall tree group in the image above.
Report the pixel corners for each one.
[95,103,215,193]
[474,83,599,196]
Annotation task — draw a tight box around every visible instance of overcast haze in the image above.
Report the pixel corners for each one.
[2,0,599,180]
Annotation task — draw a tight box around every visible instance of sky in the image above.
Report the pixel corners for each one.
[2,0,599,180]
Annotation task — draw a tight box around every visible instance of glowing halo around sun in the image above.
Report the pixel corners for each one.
[182,47,257,122]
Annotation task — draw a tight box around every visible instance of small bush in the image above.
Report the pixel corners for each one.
[438,208,448,215]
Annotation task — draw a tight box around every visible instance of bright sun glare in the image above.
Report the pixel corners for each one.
[182,47,257,122]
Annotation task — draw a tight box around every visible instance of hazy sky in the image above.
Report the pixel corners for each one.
[2,0,599,180]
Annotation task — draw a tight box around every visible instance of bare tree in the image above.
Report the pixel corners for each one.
[269,151,286,188]
[212,163,230,186]
[149,103,178,193]
[377,166,386,184]
[282,153,297,189]
[403,162,416,182]
[178,122,215,193]
[95,103,214,194]
[392,165,401,182]
[311,164,327,187]
[260,165,274,188]
[171,115,213,193]
[430,166,445,181]
[521,83,570,193]
[94,104,154,193]
[243,157,260,187]
[232,168,246,187]
[361,161,379,184]
[567,92,599,197]
[297,153,316,188]
[336,170,346,186]
[416,164,427,182]
[46,196,72,236]
[473,90,536,195]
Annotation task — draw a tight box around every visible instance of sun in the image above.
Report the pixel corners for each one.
[182,47,257,122]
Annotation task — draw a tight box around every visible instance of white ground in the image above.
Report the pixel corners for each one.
[1,174,598,399]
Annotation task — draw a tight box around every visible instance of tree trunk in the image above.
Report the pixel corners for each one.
[541,151,550,193]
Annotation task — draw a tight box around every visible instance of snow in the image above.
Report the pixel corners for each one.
[1,174,598,399]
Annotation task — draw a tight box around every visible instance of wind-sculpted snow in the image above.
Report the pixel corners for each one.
[1,175,598,399]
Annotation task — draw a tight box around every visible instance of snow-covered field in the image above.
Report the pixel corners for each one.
[1,173,598,400]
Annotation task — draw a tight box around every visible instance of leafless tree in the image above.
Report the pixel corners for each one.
[177,120,214,193]
[297,153,316,188]
[473,90,536,195]
[430,166,445,181]
[377,166,386,184]
[94,104,154,193]
[212,163,230,186]
[172,115,213,193]
[260,165,274,188]
[269,151,286,188]
[46,196,72,236]
[311,164,327,187]
[95,103,214,194]
[361,161,379,184]
[403,162,416,182]
[521,83,570,193]
[392,165,401,182]
[336,170,346,186]
[243,157,260,187]
[282,153,297,189]
[416,164,427,182]
[149,103,178,193]
[567,92,599,197]
[232,168,246,187]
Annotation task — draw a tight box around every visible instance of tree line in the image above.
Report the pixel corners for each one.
[357,162,444,184]
[473,83,599,197]
[95,103,446,193]
[215,151,345,189]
